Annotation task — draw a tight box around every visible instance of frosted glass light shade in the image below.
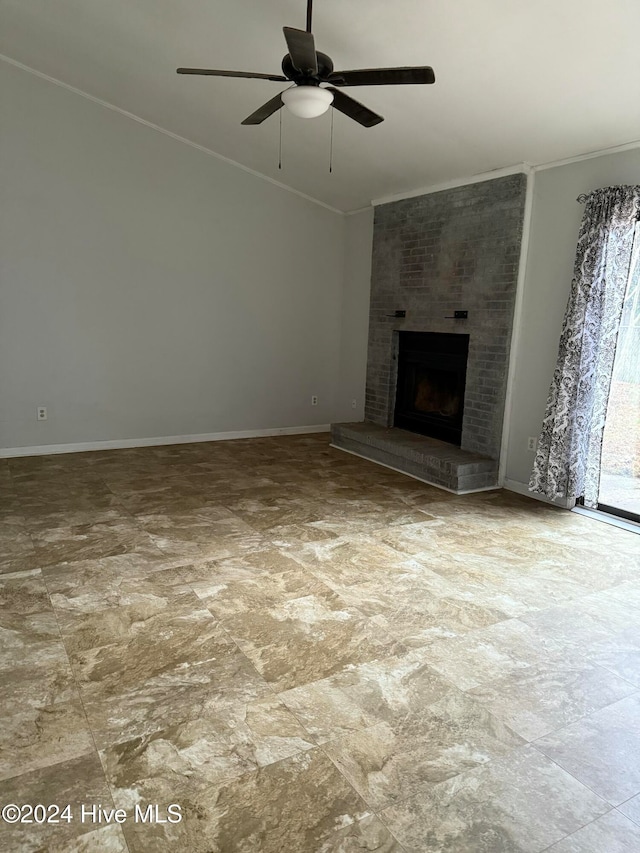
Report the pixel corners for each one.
[282,86,334,119]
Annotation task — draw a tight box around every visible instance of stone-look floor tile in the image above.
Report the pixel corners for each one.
[76,636,273,749]
[221,590,405,692]
[29,517,162,569]
[279,650,455,743]
[2,435,639,851]
[115,489,217,517]
[329,562,464,602]
[45,563,192,615]
[380,745,610,853]
[467,660,637,741]
[288,492,436,535]
[0,569,51,622]
[415,619,557,690]
[8,452,90,477]
[588,625,640,687]
[58,588,216,657]
[23,506,130,537]
[0,570,95,781]
[0,521,40,573]
[110,747,370,853]
[0,575,81,777]
[101,693,314,793]
[0,754,127,853]
[520,594,640,656]
[531,545,640,592]
[42,551,185,586]
[268,521,342,545]
[374,519,455,556]
[358,589,510,648]
[317,814,403,852]
[66,601,231,697]
[0,570,64,672]
[0,493,27,527]
[222,494,328,533]
[187,473,280,498]
[0,606,60,653]
[14,489,125,526]
[137,507,270,560]
[192,565,336,620]
[618,792,640,824]
[604,580,640,610]
[323,691,524,810]
[0,688,95,781]
[546,809,640,852]
[402,563,535,618]
[198,567,340,619]
[535,693,640,805]
[287,536,419,588]
[431,554,595,613]
[0,618,69,673]
[183,546,306,581]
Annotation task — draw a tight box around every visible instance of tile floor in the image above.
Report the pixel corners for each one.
[1,434,640,852]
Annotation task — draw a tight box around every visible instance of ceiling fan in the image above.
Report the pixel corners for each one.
[177,0,435,128]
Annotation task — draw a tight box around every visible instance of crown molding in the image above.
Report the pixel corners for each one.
[533,138,640,172]
[371,163,532,207]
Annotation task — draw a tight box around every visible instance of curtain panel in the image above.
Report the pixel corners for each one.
[529,185,640,506]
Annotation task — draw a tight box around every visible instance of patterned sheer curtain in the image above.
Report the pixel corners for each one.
[529,185,640,507]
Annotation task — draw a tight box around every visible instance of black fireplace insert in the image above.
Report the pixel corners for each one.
[394,331,469,445]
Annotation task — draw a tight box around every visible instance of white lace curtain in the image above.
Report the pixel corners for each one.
[529,185,640,507]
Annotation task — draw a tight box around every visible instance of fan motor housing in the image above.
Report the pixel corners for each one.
[282,51,334,83]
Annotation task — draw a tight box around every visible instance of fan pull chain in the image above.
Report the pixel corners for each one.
[278,109,283,170]
[329,108,334,174]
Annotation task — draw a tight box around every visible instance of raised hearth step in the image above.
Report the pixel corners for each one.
[330,422,499,494]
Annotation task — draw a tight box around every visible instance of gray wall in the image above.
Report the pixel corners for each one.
[505,148,640,485]
[0,61,352,450]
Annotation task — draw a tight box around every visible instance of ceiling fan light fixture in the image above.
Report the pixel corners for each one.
[282,86,333,118]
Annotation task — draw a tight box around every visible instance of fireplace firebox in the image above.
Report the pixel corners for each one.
[394,332,469,445]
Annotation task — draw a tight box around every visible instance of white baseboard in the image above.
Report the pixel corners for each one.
[503,478,575,509]
[0,424,331,459]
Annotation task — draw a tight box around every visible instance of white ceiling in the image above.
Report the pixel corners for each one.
[2,0,640,212]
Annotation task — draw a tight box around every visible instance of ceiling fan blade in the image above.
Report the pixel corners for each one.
[328,67,435,86]
[177,68,287,82]
[241,92,285,125]
[283,27,318,75]
[327,88,383,128]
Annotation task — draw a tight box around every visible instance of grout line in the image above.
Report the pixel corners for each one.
[614,799,640,828]
[529,741,620,809]
[537,808,614,852]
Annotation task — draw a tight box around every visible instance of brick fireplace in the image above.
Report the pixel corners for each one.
[394,331,469,445]
[332,173,527,492]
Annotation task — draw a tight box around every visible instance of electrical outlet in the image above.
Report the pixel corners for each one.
[311,395,318,406]
[527,436,537,452]
[37,406,48,421]
[351,399,357,409]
